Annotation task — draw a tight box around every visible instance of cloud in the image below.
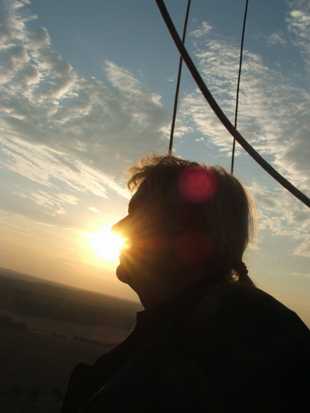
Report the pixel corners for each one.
[190,21,213,39]
[267,32,287,46]
[179,19,310,195]
[17,191,74,216]
[88,206,100,214]
[0,44,29,84]
[247,181,309,257]
[26,27,50,50]
[0,0,170,211]
[0,135,129,199]
[293,238,310,258]
[105,61,145,96]
[287,0,310,71]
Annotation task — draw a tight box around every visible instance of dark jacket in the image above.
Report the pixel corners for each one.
[62,280,310,412]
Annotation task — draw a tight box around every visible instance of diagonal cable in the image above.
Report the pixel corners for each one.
[168,0,192,155]
[231,0,249,175]
[155,0,310,208]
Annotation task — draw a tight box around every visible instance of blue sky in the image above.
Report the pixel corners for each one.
[0,0,309,324]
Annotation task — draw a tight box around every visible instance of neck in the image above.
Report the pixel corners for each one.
[137,266,230,310]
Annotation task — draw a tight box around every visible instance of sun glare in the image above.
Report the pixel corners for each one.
[87,226,126,263]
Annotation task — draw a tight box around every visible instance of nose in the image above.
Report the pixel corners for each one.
[112,215,131,235]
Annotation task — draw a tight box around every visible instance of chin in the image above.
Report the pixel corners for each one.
[116,264,128,282]
[117,253,135,283]
[116,263,134,285]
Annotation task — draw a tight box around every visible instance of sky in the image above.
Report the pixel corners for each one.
[0,0,309,324]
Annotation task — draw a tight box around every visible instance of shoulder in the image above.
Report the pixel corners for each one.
[185,282,310,351]
[189,281,306,324]
[182,282,310,399]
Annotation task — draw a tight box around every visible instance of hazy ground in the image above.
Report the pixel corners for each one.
[0,267,140,413]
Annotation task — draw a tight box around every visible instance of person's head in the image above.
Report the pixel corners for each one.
[113,155,255,307]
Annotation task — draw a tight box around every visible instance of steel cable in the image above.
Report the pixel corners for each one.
[168,0,192,155]
[231,0,249,175]
[155,0,310,208]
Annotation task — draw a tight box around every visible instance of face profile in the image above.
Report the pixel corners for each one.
[113,192,173,293]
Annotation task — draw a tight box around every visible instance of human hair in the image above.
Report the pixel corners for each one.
[127,155,255,286]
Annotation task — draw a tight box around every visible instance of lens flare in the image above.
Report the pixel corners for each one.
[178,167,217,203]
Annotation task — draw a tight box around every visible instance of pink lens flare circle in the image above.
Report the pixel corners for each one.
[178,167,217,203]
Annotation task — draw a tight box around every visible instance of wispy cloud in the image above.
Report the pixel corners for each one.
[0,0,170,212]
[247,181,310,257]
[287,0,310,71]
[179,20,310,193]
[0,135,129,198]
[16,190,79,216]
[267,32,287,47]
[190,21,213,39]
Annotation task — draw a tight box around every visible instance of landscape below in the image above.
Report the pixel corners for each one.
[0,267,140,413]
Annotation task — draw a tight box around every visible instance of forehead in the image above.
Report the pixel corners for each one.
[128,190,143,214]
[128,184,159,215]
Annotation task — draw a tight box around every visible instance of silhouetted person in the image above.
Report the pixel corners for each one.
[62,155,310,412]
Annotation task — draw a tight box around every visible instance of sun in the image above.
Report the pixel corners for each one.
[87,226,126,263]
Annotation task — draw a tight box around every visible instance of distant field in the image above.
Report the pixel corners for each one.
[0,267,141,412]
